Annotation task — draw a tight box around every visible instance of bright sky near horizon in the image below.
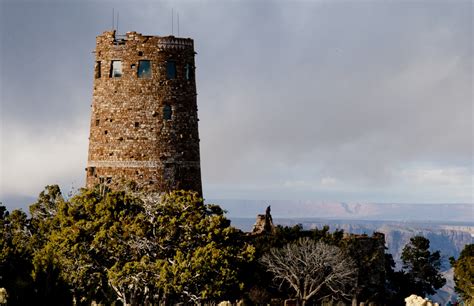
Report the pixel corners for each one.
[0,0,472,210]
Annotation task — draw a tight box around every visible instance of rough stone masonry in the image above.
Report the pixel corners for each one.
[86,30,202,194]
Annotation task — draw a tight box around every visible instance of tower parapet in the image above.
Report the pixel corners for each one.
[86,30,202,194]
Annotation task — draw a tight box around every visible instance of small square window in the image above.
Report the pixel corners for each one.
[135,122,140,128]
[138,60,151,78]
[166,61,176,79]
[110,60,122,78]
[95,119,100,126]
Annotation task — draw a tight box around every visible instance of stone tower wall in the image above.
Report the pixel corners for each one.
[86,30,202,194]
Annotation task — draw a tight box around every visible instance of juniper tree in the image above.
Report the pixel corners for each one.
[400,236,445,297]
[450,244,473,304]
[35,187,254,305]
[260,237,358,305]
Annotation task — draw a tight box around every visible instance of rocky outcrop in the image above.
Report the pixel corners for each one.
[405,294,439,306]
[251,206,275,235]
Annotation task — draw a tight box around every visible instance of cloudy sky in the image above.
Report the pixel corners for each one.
[0,0,472,211]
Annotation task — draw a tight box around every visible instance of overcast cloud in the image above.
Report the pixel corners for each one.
[0,0,472,210]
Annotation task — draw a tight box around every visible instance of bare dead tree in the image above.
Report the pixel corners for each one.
[260,237,358,305]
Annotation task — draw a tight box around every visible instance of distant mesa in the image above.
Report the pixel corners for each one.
[216,199,474,223]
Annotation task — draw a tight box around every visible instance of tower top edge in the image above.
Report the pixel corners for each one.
[96,30,194,48]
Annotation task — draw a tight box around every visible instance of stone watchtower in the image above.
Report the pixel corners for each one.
[86,30,202,194]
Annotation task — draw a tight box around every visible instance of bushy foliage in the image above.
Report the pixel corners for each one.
[450,244,473,304]
[1,187,450,306]
[0,186,72,306]
[0,206,35,305]
[1,186,254,305]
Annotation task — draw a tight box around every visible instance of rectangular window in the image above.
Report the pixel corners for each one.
[138,60,152,78]
[166,61,176,79]
[163,104,172,120]
[110,60,122,78]
[95,61,101,78]
[185,63,194,80]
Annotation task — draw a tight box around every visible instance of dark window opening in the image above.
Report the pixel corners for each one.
[106,177,112,184]
[163,104,172,120]
[104,130,108,135]
[95,119,100,126]
[113,37,126,45]
[185,63,194,80]
[99,177,105,184]
[110,60,122,78]
[95,61,101,78]
[135,122,140,128]
[138,51,143,56]
[138,60,152,78]
[166,61,176,79]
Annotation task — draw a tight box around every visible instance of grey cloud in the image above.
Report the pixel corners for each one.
[0,0,472,206]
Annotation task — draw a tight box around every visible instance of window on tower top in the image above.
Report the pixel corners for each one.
[110,60,122,78]
[166,61,176,79]
[138,60,152,78]
[95,61,101,78]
